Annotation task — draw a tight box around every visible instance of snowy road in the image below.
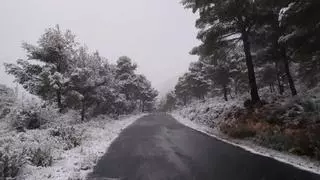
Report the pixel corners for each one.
[88,113,320,180]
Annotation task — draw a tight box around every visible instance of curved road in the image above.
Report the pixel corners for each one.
[89,113,320,180]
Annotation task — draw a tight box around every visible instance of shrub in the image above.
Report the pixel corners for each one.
[11,109,42,131]
[301,98,320,113]
[307,124,320,160]
[220,123,256,139]
[0,148,26,179]
[50,126,84,150]
[255,127,315,157]
[28,148,53,167]
[0,84,16,120]
[0,108,11,119]
[256,130,295,152]
[9,102,58,131]
[264,108,286,125]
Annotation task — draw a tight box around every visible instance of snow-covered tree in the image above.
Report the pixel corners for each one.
[115,56,138,102]
[251,0,297,96]
[187,61,210,99]
[258,64,278,93]
[5,25,77,111]
[175,74,192,105]
[279,0,320,88]
[66,47,110,121]
[182,0,262,104]
[0,84,16,119]
[159,91,177,112]
[134,75,158,112]
[5,25,158,118]
[211,65,231,101]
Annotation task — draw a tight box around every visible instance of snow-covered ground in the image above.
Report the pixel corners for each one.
[172,113,320,175]
[173,97,243,128]
[1,113,144,180]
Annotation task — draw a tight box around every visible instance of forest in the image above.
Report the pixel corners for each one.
[161,0,319,108]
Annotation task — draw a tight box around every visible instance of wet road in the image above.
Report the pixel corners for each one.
[89,113,320,180]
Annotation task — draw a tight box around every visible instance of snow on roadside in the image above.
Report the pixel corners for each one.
[175,97,242,128]
[171,113,320,175]
[17,114,145,180]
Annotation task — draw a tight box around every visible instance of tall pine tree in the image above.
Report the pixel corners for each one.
[182,0,262,103]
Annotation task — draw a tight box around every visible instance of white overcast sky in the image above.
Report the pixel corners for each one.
[0,0,199,93]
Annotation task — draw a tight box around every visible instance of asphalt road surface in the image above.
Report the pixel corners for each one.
[88,113,320,180]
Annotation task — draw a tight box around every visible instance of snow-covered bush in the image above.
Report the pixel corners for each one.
[175,97,243,128]
[8,100,59,131]
[12,109,43,130]
[0,148,26,179]
[28,147,53,167]
[50,126,84,150]
[0,84,16,120]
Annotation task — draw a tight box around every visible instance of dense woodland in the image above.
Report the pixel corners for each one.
[161,0,320,110]
[5,26,158,121]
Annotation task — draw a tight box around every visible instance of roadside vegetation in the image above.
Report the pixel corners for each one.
[160,0,320,162]
[0,25,157,179]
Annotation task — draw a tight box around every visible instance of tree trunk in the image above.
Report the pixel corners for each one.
[276,23,296,96]
[183,96,187,106]
[56,89,63,113]
[81,100,85,122]
[270,84,276,93]
[281,47,297,96]
[275,61,284,95]
[241,30,261,103]
[234,81,238,96]
[272,84,275,93]
[228,88,233,99]
[223,85,228,101]
[142,101,145,112]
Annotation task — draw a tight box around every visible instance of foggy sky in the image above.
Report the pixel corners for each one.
[0,0,199,93]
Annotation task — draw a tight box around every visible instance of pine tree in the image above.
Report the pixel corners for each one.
[115,56,138,101]
[279,0,320,88]
[252,0,297,96]
[182,0,262,104]
[188,61,210,99]
[211,65,231,101]
[5,25,77,111]
[161,91,177,111]
[175,74,192,105]
[66,47,110,121]
[134,75,158,112]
